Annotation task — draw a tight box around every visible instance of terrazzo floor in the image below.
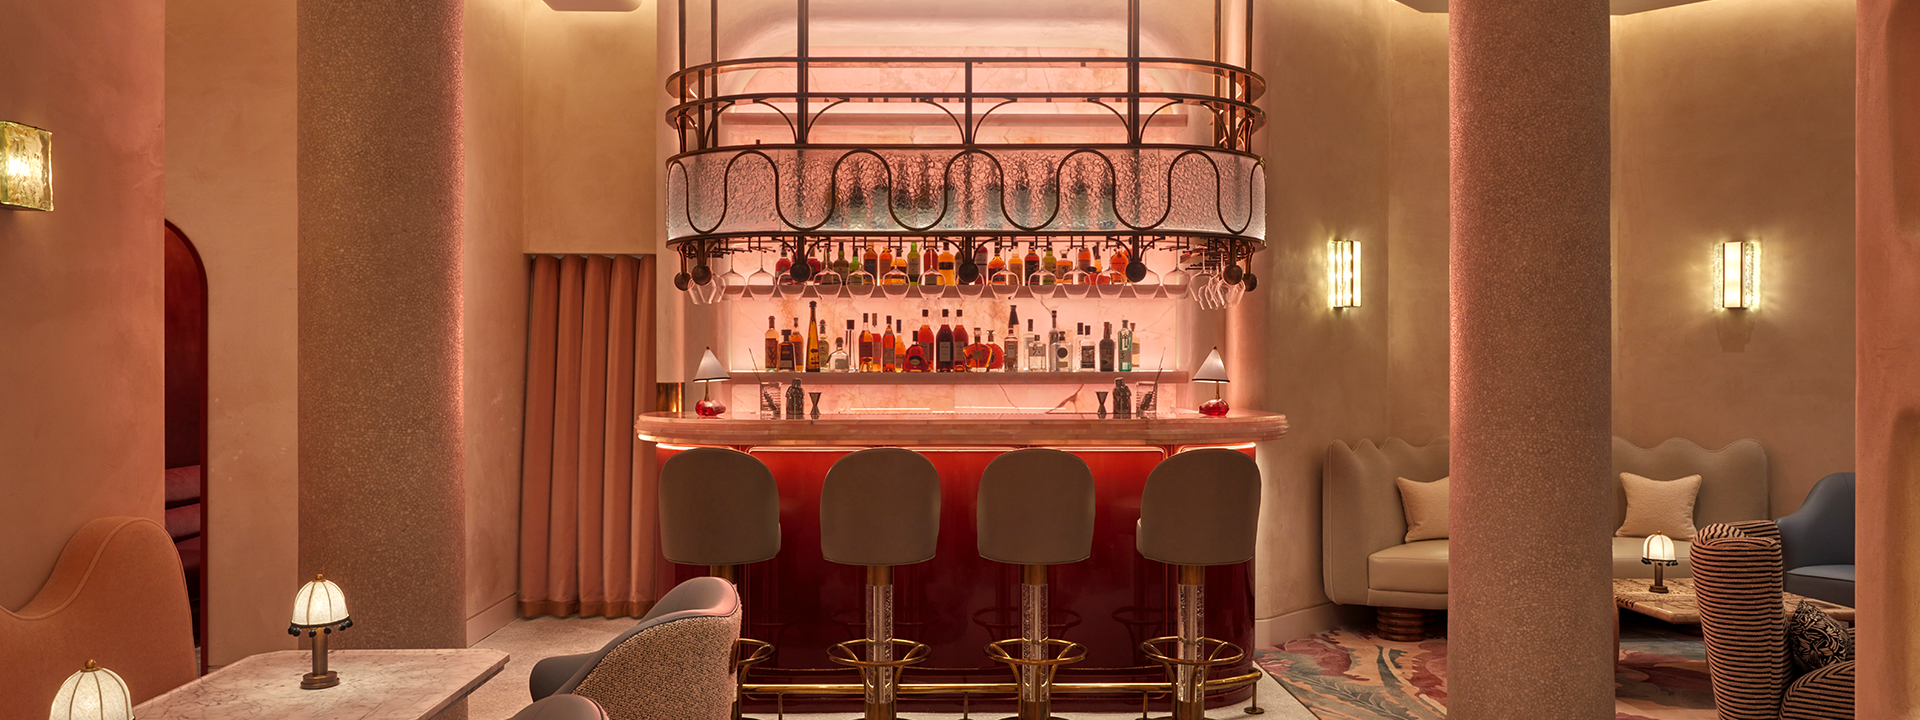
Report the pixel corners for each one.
[467,615,1313,720]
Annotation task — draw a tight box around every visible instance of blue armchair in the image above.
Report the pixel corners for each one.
[1776,472,1855,606]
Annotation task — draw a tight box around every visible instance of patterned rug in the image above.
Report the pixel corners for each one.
[1254,623,1714,720]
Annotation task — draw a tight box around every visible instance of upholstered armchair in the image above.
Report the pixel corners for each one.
[529,576,741,720]
[1692,521,1854,720]
[511,695,610,720]
[1776,473,1855,606]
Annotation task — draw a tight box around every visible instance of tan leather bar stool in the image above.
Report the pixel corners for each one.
[1136,449,1262,720]
[820,448,942,720]
[977,448,1095,720]
[659,447,782,720]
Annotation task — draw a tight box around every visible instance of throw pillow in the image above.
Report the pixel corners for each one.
[1787,599,1853,675]
[1396,476,1449,543]
[1616,472,1703,540]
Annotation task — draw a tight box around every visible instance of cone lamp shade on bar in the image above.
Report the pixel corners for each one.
[1195,347,1230,417]
[48,661,131,720]
[693,347,729,418]
[1641,534,1678,593]
[288,574,352,689]
[2,121,53,211]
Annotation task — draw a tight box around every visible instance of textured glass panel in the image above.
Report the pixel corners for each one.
[1,122,53,212]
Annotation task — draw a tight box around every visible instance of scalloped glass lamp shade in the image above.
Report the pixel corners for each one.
[290,574,350,628]
[49,661,131,720]
[1641,533,1677,565]
[2,121,53,212]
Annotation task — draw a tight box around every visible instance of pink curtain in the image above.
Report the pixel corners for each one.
[520,255,658,618]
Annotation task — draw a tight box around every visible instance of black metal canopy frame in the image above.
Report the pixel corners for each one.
[665,0,1267,299]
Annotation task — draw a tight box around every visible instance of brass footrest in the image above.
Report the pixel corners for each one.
[1138,635,1246,673]
[984,638,1088,672]
[828,638,932,671]
[733,638,775,673]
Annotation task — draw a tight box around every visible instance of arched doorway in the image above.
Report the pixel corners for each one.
[163,221,208,671]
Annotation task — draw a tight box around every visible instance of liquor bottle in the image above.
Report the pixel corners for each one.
[889,248,910,286]
[764,316,780,371]
[863,242,879,277]
[923,243,939,285]
[778,328,795,371]
[833,242,851,281]
[936,310,955,372]
[1008,244,1025,286]
[1055,245,1073,280]
[880,244,895,276]
[1109,246,1130,284]
[841,320,856,372]
[830,334,850,372]
[906,242,922,285]
[806,302,822,372]
[962,328,987,370]
[775,252,792,281]
[1099,321,1116,372]
[858,313,875,373]
[1040,245,1058,285]
[1050,310,1069,372]
[973,245,990,285]
[937,245,957,286]
[1077,244,1094,274]
[905,325,928,372]
[1117,320,1134,372]
[882,316,897,372]
[985,329,1005,370]
[987,245,1006,285]
[1112,378,1132,419]
[895,320,908,371]
[1025,318,1044,372]
[952,311,970,370]
[1024,243,1042,285]
[1078,324,1096,371]
[918,310,934,366]
[1004,306,1020,373]
[790,319,805,371]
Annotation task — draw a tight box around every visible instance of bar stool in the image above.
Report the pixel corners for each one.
[977,448,1095,720]
[821,448,942,720]
[659,447,782,720]
[1136,449,1262,720]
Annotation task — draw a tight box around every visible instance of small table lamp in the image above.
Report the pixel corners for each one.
[49,660,131,720]
[287,573,352,689]
[693,347,730,418]
[1194,347,1230,417]
[1642,533,1678,593]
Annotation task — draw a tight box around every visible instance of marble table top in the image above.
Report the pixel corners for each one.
[135,649,508,720]
[1612,578,1855,625]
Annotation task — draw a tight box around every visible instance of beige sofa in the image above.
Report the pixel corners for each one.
[1322,436,1769,610]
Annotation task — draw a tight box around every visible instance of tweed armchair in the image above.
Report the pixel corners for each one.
[1692,520,1854,720]
[529,576,741,720]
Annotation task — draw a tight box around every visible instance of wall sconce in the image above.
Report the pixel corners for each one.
[1715,239,1758,309]
[2,121,53,212]
[1328,239,1360,309]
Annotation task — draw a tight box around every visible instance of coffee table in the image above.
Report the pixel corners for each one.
[134,649,508,720]
[1612,578,1854,625]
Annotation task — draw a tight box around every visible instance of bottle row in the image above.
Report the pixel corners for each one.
[758,239,1152,289]
[760,302,1148,374]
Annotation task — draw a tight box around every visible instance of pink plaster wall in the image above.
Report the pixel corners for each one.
[0,1,167,609]
[1611,0,1856,517]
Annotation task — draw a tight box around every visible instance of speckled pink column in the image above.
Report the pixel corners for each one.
[297,0,467,653]
[1447,1,1614,718]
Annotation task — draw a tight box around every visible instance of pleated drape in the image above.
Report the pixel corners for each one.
[520,254,658,618]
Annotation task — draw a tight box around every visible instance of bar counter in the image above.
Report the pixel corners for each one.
[634,409,1289,447]
[638,409,1287,714]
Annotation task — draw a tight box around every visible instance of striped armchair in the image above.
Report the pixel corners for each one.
[1692,521,1854,720]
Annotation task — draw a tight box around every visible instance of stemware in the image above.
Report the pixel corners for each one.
[719,253,749,297]
[746,252,776,297]
[688,275,724,305]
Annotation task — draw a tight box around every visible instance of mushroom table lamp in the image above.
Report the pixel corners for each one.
[693,347,730,418]
[1194,347,1230,417]
[49,660,132,720]
[287,574,353,689]
[1642,533,1679,593]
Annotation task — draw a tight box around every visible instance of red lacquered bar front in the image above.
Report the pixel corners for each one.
[652,442,1259,715]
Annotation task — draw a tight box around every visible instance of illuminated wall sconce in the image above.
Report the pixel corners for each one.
[1328,239,1360,309]
[1715,239,1759,309]
[2,121,53,212]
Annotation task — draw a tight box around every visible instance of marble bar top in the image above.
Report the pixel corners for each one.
[134,649,508,720]
[635,409,1288,447]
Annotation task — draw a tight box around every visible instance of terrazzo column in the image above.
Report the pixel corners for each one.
[1447,1,1614,718]
[297,0,468,654]
[1855,0,1920,714]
